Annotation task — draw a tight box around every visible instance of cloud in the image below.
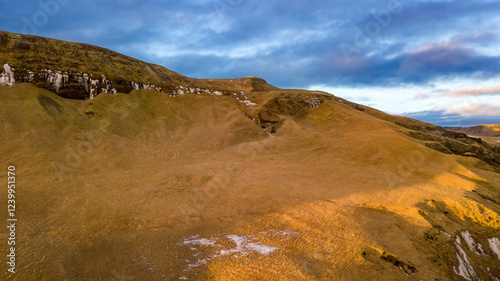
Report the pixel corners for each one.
[445,103,500,117]
[413,93,429,100]
[403,110,500,127]
[443,86,500,97]
[452,31,499,45]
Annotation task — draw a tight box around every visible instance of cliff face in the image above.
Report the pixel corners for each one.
[0,31,189,99]
[401,123,500,170]
[2,63,166,99]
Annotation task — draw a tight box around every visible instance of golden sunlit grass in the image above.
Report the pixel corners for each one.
[0,84,499,280]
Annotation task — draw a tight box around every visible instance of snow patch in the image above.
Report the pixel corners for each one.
[244,242,279,255]
[453,240,479,281]
[489,237,500,261]
[182,236,218,247]
[220,234,279,256]
[440,231,452,238]
[177,230,294,272]
[461,231,485,255]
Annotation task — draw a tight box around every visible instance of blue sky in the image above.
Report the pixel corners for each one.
[1,0,500,127]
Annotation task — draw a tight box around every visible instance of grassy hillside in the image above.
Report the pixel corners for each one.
[449,124,500,138]
[0,31,284,97]
[1,83,499,280]
[0,31,185,87]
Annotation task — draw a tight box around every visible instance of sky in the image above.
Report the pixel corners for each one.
[1,0,500,127]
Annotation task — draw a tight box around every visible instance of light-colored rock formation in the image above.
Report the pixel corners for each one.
[0,65,259,105]
[489,237,500,260]
[0,64,15,86]
[54,73,63,93]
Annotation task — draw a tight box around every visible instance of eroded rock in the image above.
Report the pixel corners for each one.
[0,63,15,86]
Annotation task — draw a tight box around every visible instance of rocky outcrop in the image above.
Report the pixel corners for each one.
[402,122,500,171]
[257,93,330,133]
[168,86,256,107]
[0,63,260,109]
[12,67,164,99]
[0,63,15,86]
[337,98,365,111]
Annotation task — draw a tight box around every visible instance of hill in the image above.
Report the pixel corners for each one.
[448,124,500,138]
[0,31,499,280]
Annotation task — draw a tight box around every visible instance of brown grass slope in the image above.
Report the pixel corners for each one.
[448,125,500,138]
[0,83,499,280]
[1,29,499,169]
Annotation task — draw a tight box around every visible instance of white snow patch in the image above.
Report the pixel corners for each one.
[276,230,295,236]
[183,236,218,247]
[245,242,279,255]
[177,230,292,272]
[263,128,275,138]
[441,231,452,238]
[220,234,278,256]
[461,231,485,255]
[186,258,211,269]
[453,242,479,281]
[489,237,500,261]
